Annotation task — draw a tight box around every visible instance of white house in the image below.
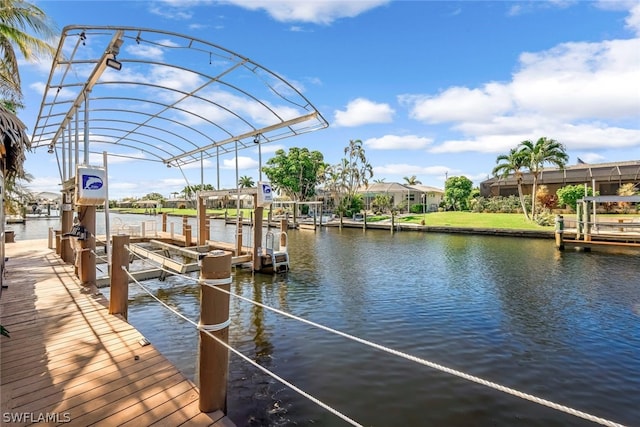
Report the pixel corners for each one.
[358,182,444,213]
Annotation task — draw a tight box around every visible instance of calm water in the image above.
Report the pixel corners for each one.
[13,214,640,426]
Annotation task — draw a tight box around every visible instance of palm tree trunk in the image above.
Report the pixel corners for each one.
[517,182,530,220]
[531,178,538,220]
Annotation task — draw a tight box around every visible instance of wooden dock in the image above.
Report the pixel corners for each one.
[1,239,234,427]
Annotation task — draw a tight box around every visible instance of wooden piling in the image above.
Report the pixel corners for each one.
[280,219,288,249]
[198,252,232,413]
[185,225,192,247]
[60,206,74,263]
[162,212,168,232]
[78,205,96,286]
[555,214,564,250]
[109,235,130,320]
[55,230,61,255]
[198,196,207,246]
[253,206,264,271]
[236,213,243,256]
[48,227,54,249]
[391,212,395,235]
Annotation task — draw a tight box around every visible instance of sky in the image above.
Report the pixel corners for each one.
[17,0,640,200]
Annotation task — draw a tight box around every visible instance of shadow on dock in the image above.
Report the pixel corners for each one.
[0,239,234,426]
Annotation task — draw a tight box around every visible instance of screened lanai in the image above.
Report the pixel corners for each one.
[30,25,328,180]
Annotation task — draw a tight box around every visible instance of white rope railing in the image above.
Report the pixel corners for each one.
[121,267,363,427]
[122,248,628,427]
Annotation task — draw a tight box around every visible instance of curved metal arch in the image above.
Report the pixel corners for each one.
[80,125,189,158]
[89,102,227,141]
[67,133,175,163]
[88,81,252,139]
[30,25,329,183]
[85,118,201,153]
[87,109,215,151]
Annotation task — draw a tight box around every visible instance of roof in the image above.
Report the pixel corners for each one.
[30,26,328,171]
[483,160,640,187]
[407,184,444,194]
[357,182,443,194]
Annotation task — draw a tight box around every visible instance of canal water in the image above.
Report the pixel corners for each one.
[11,214,639,426]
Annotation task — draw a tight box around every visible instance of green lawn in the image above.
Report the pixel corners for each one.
[398,211,553,230]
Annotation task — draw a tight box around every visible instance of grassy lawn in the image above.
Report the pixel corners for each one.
[398,211,554,230]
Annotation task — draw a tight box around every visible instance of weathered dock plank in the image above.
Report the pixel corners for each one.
[1,239,234,427]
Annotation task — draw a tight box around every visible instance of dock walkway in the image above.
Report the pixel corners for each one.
[1,239,234,427]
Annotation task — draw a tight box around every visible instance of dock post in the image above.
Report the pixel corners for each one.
[185,225,192,247]
[55,230,61,255]
[205,218,211,243]
[235,212,243,256]
[198,196,207,246]
[555,214,564,250]
[48,227,54,249]
[391,212,395,235]
[109,235,130,320]
[182,216,188,235]
[280,218,288,249]
[60,204,74,263]
[198,252,232,413]
[162,212,167,232]
[363,211,367,231]
[253,205,264,271]
[584,201,592,242]
[78,205,96,287]
[576,203,582,240]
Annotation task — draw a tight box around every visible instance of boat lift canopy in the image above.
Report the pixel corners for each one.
[30,25,328,180]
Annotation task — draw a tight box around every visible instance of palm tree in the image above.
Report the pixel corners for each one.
[403,175,422,185]
[0,0,57,223]
[238,175,255,188]
[492,148,530,220]
[518,137,568,219]
[0,104,30,180]
[339,139,373,215]
[0,0,57,104]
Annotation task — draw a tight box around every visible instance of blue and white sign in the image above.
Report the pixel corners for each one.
[257,181,273,207]
[76,166,107,205]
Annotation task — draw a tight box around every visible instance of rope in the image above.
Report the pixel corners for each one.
[121,267,363,427]
[121,248,627,427]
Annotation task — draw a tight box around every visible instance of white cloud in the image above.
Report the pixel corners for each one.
[403,33,640,155]
[374,163,451,176]
[512,39,640,121]
[126,43,165,61]
[364,135,432,150]
[575,152,605,163]
[222,156,258,170]
[626,3,640,35]
[221,0,390,25]
[179,159,214,170]
[400,83,513,124]
[333,98,395,127]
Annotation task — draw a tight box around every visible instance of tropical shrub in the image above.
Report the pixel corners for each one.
[556,185,595,212]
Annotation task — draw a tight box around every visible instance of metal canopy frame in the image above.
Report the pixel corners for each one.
[30,25,328,176]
